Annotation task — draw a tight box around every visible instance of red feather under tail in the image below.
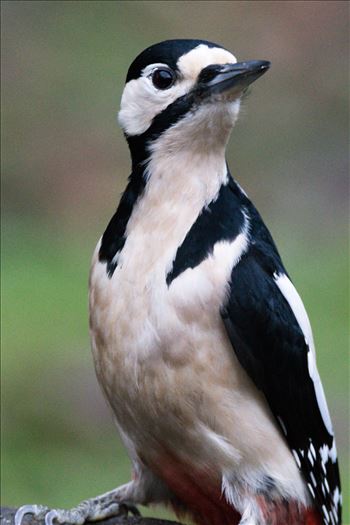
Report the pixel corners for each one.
[257,496,322,525]
[186,500,322,525]
[305,509,324,525]
[152,451,240,525]
[151,450,322,525]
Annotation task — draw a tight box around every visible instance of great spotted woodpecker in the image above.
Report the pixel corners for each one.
[16,39,341,525]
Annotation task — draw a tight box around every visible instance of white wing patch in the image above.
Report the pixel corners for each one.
[307,350,334,436]
[273,273,334,436]
[168,232,249,309]
[273,272,314,352]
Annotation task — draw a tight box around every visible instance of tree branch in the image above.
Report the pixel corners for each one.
[0,507,182,525]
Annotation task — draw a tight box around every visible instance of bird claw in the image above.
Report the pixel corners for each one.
[44,510,60,525]
[118,502,141,517]
[14,500,140,524]
[15,505,50,525]
[14,505,83,525]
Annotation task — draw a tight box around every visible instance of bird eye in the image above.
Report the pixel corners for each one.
[151,68,175,90]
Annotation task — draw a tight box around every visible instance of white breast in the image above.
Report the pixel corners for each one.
[89,145,308,506]
[89,150,230,387]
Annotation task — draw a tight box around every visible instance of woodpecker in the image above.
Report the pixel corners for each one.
[16,39,341,525]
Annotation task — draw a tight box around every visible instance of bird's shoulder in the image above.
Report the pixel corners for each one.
[167,175,252,285]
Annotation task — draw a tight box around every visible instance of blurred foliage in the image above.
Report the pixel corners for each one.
[1,1,349,523]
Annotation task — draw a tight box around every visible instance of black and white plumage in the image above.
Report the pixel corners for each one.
[15,39,341,525]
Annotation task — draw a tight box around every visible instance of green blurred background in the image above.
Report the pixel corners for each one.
[1,1,349,522]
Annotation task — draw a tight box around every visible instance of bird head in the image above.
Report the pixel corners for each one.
[118,39,270,168]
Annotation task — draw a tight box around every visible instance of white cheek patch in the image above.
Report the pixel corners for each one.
[274,272,334,436]
[118,74,192,136]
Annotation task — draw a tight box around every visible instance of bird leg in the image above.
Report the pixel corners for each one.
[14,482,141,525]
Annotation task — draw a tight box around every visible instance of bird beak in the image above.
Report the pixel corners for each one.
[195,60,271,99]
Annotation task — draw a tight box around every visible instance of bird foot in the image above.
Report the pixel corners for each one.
[14,496,140,524]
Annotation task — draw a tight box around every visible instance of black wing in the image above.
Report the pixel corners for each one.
[221,181,342,524]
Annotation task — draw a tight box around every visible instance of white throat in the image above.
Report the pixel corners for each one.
[116,139,228,279]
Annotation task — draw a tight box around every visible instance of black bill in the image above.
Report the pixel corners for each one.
[195,60,271,98]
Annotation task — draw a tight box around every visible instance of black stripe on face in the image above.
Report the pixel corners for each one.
[126,91,196,168]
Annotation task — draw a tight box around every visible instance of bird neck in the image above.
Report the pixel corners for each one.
[115,152,229,274]
[143,146,228,206]
[99,147,239,279]
[123,148,230,259]
[126,99,238,172]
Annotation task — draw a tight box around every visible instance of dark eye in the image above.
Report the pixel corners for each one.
[151,68,175,90]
